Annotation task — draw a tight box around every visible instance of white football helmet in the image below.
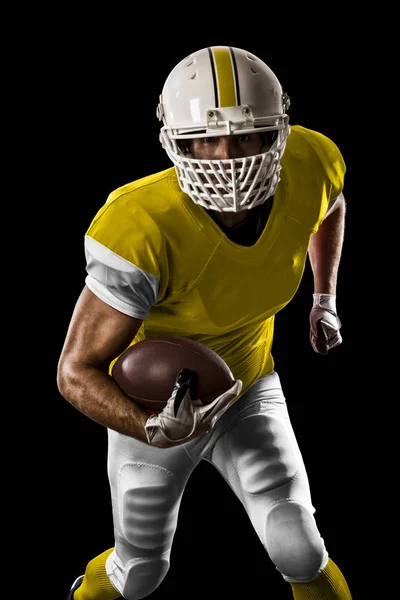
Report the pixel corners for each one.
[157,46,291,212]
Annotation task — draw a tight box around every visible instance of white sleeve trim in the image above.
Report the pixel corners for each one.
[84,236,160,319]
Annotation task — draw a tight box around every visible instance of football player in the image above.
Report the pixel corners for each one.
[58,46,352,599]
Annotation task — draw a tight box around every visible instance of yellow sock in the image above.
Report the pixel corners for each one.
[290,558,352,599]
[74,548,121,600]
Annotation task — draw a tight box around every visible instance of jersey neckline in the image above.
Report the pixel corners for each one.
[168,167,288,265]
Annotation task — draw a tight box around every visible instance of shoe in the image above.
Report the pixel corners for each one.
[67,575,84,599]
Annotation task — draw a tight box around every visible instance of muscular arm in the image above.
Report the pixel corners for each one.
[308,192,346,294]
[57,285,149,442]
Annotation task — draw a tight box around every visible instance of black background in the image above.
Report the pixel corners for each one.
[34,18,373,599]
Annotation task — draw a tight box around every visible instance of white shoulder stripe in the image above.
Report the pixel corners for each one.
[84,236,159,319]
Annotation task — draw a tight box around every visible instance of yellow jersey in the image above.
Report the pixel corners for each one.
[84,125,346,401]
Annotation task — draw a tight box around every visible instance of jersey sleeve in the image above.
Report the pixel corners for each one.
[83,189,165,319]
[282,126,347,232]
[313,130,346,231]
[308,128,346,202]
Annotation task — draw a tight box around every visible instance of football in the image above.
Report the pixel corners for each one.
[111,336,235,412]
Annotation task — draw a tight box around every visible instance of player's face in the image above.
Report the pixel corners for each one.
[179,132,274,228]
[188,133,264,160]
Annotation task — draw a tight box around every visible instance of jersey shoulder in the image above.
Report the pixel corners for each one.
[283,124,346,199]
[104,166,176,207]
[85,166,178,265]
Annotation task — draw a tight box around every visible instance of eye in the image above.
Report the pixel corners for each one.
[237,135,250,142]
[202,137,218,144]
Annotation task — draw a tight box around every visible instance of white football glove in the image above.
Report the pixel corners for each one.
[145,368,242,448]
[310,293,342,355]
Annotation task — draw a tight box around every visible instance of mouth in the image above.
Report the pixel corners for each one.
[194,171,267,197]
[176,150,280,210]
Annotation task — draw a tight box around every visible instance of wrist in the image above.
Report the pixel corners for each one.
[312,293,337,312]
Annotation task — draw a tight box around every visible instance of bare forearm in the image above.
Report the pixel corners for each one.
[308,199,346,294]
[58,364,149,442]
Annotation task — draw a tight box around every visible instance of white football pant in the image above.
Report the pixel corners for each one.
[106,371,328,599]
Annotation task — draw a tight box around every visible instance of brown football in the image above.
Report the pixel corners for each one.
[111,336,234,412]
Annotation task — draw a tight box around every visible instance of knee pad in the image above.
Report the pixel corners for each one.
[106,549,170,600]
[265,500,328,583]
[108,461,180,598]
[122,554,170,600]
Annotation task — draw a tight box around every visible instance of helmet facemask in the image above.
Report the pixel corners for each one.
[159,116,290,212]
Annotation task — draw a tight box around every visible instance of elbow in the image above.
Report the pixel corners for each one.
[57,358,68,400]
[57,357,79,403]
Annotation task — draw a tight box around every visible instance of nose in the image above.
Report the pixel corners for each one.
[217,138,241,159]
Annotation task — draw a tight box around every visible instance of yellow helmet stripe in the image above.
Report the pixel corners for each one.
[210,46,238,108]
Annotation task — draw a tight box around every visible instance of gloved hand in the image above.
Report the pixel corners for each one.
[145,368,242,448]
[310,293,342,355]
